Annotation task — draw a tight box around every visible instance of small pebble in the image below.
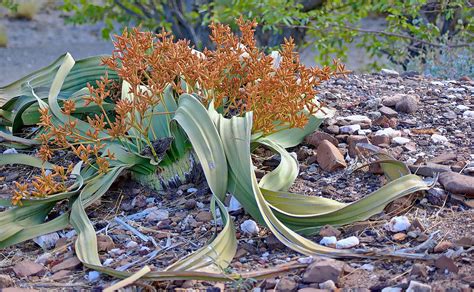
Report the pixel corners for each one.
[319,236,337,247]
[240,219,259,235]
[336,236,359,249]
[386,216,411,232]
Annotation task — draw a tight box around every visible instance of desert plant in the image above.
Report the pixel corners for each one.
[0,21,433,283]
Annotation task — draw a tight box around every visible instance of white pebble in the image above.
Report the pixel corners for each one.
[336,236,359,249]
[357,129,372,135]
[375,128,401,138]
[240,219,259,235]
[109,248,124,256]
[381,68,399,76]
[126,241,138,248]
[361,263,375,271]
[456,105,469,110]
[463,110,474,119]
[88,271,100,282]
[319,236,337,246]
[35,253,52,265]
[386,216,411,232]
[297,256,314,264]
[3,148,18,154]
[431,134,448,144]
[103,258,114,266]
[392,137,410,145]
[337,115,371,124]
[33,232,60,249]
[187,187,198,193]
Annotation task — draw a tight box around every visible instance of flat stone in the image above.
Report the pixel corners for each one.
[371,135,391,146]
[379,106,398,118]
[392,137,410,145]
[51,269,72,281]
[316,140,347,172]
[439,172,474,197]
[51,256,81,273]
[305,131,339,148]
[13,260,45,277]
[406,280,431,292]
[408,163,451,177]
[434,255,459,273]
[302,258,345,284]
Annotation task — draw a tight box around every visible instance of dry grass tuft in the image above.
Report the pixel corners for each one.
[0,24,7,47]
[11,0,44,20]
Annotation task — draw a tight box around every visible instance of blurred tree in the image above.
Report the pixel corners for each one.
[59,1,474,71]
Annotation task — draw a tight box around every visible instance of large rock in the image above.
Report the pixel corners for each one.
[13,260,45,277]
[51,256,82,273]
[305,131,338,148]
[395,95,418,113]
[302,258,345,284]
[439,172,474,198]
[316,140,347,172]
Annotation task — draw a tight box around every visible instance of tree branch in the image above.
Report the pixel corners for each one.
[289,24,473,49]
[114,0,145,20]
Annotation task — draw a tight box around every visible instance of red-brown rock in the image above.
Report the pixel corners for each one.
[434,241,455,253]
[97,234,115,252]
[305,131,338,148]
[316,140,347,172]
[51,256,81,273]
[434,255,458,273]
[302,258,345,284]
[13,260,45,277]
